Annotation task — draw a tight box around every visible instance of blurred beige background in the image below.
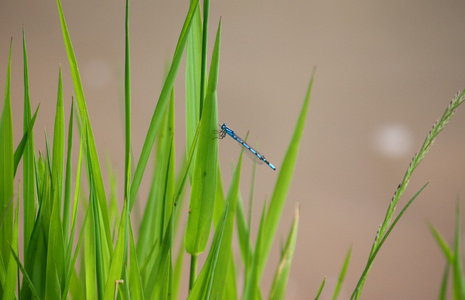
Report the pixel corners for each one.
[2,0,465,299]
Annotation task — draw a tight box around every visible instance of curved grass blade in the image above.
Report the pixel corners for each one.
[9,243,40,298]
[56,0,112,255]
[269,205,299,300]
[257,71,314,279]
[314,277,326,300]
[429,223,453,263]
[130,0,200,209]
[350,182,428,299]
[14,104,39,175]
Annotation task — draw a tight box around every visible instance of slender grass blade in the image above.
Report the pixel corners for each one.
[269,205,299,300]
[258,71,314,279]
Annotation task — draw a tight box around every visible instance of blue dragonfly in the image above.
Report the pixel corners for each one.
[218,123,276,171]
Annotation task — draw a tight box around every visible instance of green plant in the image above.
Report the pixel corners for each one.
[0,0,311,299]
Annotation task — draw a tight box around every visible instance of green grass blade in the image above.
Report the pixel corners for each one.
[62,203,89,300]
[45,205,65,300]
[128,222,144,300]
[14,104,39,175]
[0,38,14,276]
[258,71,314,279]
[199,0,209,117]
[185,18,221,256]
[314,277,326,300]
[210,145,243,299]
[438,263,450,300]
[52,67,65,214]
[2,188,19,300]
[452,201,465,300]
[351,182,428,299]
[103,202,128,300]
[187,204,228,300]
[429,223,453,263]
[22,27,36,260]
[56,0,112,255]
[243,199,267,300]
[236,193,253,268]
[124,0,131,205]
[332,246,352,300]
[63,101,74,251]
[136,94,175,280]
[84,200,97,300]
[185,0,202,171]
[269,205,300,300]
[9,243,40,299]
[130,0,200,209]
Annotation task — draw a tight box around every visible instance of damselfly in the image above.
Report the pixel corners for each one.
[218,123,276,171]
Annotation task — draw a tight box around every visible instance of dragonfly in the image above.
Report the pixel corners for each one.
[218,123,276,171]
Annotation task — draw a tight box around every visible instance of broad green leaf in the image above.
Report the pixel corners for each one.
[258,72,314,279]
[187,203,228,300]
[0,38,14,278]
[185,19,221,255]
[130,0,200,209]
[210,145,243,299]
[185,0,202,172]
[269,206,299,300]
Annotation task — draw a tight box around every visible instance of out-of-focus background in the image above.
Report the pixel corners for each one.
[2,0,465,299]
